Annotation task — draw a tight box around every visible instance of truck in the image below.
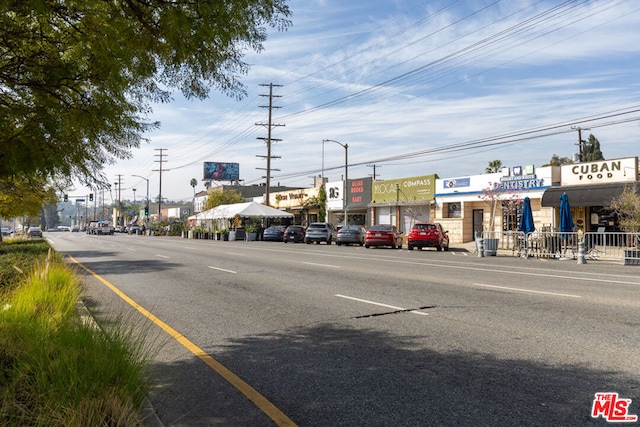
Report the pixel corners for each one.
[86,221,115,235]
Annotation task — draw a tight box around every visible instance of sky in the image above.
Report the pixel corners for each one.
[73,0,640,203]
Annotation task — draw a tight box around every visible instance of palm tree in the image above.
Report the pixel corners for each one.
[190,178,197,196]
[485,160,503,174]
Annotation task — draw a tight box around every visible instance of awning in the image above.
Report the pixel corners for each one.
[541,183,636,207]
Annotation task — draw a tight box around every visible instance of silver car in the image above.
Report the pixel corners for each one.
[304,222,337,244]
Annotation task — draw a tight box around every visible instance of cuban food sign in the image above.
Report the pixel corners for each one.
[561,157,638,186]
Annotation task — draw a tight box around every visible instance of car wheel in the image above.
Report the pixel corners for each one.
[284,240,288,243]
[437,244,442,251]
[365,244,370,248]
[408,244,414,250]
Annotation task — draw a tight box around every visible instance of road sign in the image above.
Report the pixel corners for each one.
[76,199,85,202]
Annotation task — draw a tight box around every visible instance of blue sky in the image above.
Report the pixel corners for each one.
[76,0,640,202]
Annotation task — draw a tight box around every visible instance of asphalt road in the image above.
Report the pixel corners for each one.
[47,232,640,427]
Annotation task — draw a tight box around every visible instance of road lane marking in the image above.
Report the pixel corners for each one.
[68,255,295,427]
[128,248,136,252]
[246,246,640,286]
[155,254,170,259]
[472,283,581,298]
[335,294,429,316]
[303,262,340,269]
[208,266,237,274]
[226,252,246,257]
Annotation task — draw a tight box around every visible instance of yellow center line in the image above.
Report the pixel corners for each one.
[68,255,296,427]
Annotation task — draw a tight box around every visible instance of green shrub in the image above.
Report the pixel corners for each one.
[0,245,152,426]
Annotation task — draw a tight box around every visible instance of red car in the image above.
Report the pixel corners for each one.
[407,222,449,251]
[364,225,403,249]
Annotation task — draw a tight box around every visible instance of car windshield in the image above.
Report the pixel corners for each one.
[308,224,327,229]
[340,226,360,231]
[369,225,392,231]
[414,224,436,230]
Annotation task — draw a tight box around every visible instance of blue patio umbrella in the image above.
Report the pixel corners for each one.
[559,192,574,233]
[519,197,535,235]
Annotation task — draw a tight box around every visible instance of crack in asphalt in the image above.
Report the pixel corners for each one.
[353,305,436,318]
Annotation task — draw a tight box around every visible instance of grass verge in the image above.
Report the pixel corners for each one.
[0,240,153,426]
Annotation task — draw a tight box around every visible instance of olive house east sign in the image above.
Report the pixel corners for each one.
[372,174,437,203]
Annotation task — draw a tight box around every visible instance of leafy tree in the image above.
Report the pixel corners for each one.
[0,1,291,185]
[543,154,573,167]
[204,189,244,211]
[485,160,503,174]
[0,177,57,219]
[609,184,640,232]
[582,134,605,162]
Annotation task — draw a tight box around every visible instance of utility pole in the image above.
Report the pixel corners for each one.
[256,83,284,206]
[115,175,123,226]
[367,164,381,180]
[572,126,589,162]
[153,149,168,219]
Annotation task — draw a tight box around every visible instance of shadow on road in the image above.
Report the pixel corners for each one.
[147,322,637,426]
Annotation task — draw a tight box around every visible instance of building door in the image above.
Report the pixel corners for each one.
[473,209,484,239]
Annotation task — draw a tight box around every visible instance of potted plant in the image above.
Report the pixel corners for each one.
[609,184,640,265]
[220,228,229,241]
[245,222,259,241]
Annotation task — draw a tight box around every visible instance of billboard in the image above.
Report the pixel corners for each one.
[372,174,437,203]
[203,162,240,181]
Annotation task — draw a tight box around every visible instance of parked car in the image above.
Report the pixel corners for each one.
[263,225,286,242]
[304,222,337,244]
[336,225,367,246]
[1,227,10,236]
[26,227,43,238]
[283,225,306,243]
[407,222,449,251]
[364,225,403,249]
[71,225,80,232]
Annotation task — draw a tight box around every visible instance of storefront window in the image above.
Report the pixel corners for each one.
[502,201,522,231]
[446,203,461,218]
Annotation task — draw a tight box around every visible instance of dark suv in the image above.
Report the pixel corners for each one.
[283,225,305,243]
[407,222,449,251]
[304,222,337,244]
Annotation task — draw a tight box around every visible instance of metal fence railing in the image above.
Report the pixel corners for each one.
[480,230,640,264]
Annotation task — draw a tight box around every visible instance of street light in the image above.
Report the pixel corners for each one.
[132,175,150,220]
[322,139,348,227]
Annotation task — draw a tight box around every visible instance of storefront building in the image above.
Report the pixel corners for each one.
[435,165,556,243]
[541,157,639,232]
[368,174,437,232]
[268,187,320,226]
[326,177,372,226]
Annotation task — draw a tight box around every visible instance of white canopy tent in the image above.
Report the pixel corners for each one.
[189,201,293,229]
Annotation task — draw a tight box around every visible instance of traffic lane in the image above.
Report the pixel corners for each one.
[57,237,636,424]
[105,241,640,419]
[67,237,640,371]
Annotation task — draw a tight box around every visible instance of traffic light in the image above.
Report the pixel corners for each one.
[144,204,149,216]
[89,193,93,201]
[63,194,68,202]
